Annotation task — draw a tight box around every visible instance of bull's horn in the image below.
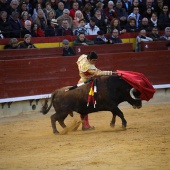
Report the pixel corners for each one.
[130,88,141,100]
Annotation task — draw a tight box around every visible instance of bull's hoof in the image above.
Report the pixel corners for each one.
[53,131,59,134]
[110,123,115,128]
[82,126,95,131]
[122,124,127,129]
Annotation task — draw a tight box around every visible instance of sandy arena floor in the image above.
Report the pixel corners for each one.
[0,99,170,170]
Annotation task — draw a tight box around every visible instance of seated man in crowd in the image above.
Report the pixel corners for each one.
[109,29,122,44]
[4,38,18,49]
[136,29,153,52]
[148,27,161,41]
[57,9,73,29]
[73,32,94,46]
[18,34,36,49]
[62,39,76,56]
[44,19,58,37]
[57,19,73,36]
[21,20,33,38]
[160,27,170,40]
[85,17,100,35]
[138,17,152,32]
[94,30,109,44]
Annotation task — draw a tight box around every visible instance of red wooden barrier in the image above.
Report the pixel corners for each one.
[74,43,133,54]
[141,41,170,51]
[0,50,169,99]
[0,48,63,59]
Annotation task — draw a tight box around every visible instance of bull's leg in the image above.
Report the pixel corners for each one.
[110,114,116,127]
[111,107,127,128]
[58,120,67,128]
[51,114,59,134]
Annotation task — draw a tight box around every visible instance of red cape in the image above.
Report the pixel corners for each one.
[117,70,156,101]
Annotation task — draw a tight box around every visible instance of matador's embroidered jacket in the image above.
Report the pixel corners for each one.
[77,54,112,83]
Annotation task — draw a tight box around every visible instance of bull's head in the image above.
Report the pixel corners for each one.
[129,88,142,109]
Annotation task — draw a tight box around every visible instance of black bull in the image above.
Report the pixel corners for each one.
[41,76,142,134]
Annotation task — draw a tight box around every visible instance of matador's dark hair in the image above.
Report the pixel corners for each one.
[87,51,98,59]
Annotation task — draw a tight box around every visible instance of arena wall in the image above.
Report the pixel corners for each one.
[0,49,170,117]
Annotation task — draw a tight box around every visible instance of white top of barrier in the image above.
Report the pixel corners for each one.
[0,84,170,103]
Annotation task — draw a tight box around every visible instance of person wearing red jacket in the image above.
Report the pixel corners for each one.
[69,2,80,20]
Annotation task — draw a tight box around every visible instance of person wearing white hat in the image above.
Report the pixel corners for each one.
[44,19,58,37]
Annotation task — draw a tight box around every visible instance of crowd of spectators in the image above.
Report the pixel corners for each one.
[0,0,170,52]
[0,0,170,39]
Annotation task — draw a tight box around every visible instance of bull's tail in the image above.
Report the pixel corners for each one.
[40,93,55,115]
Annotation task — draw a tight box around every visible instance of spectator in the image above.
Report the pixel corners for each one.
[32,3,44,22]
[0,0,8,12]
[129,0,143,15]
[7,0,20,16]
[148,26,161,41]
[43,2,56,19]
[24,0,33,16]
[69,2,80,20]
[107,18,126,34]
[61,0,71,10]
[0,11,12,38]
[82,3,93,24]
[31,23,45,37]
[114,0,128,27]
[93,9,108,33]
[94,2,107,21]
[73,10,84,30]
[44,18,58,37]
[94,30,109,44]
[156,0,164,17]
[122,0,131,15]
[57,9,73,29]
[73,32,94,46]
[125,17,139,32]
[46,9,56,20]
[74,19,88,36]
[57,19,73,36]
[18,2,28,16]
[148,12,159,28]
[128,6,142,28]
[4,38,18,49]
[85,17,100,35]
[138,17,152,32]
[34,9,47,31]
[104,1,117,22]
[160,27,170,40]
[141,0,157,14]
[20,11,32,27]
[8,11,23,38]
[136,29,153,52]
[56,2,64,18]
[142,6,152,20]
[18,34,36,48]
[158,5,170,30]
[109,28,123,44]
[21,20,33,37]
[62,39,76,56]
[49,0,58,11]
